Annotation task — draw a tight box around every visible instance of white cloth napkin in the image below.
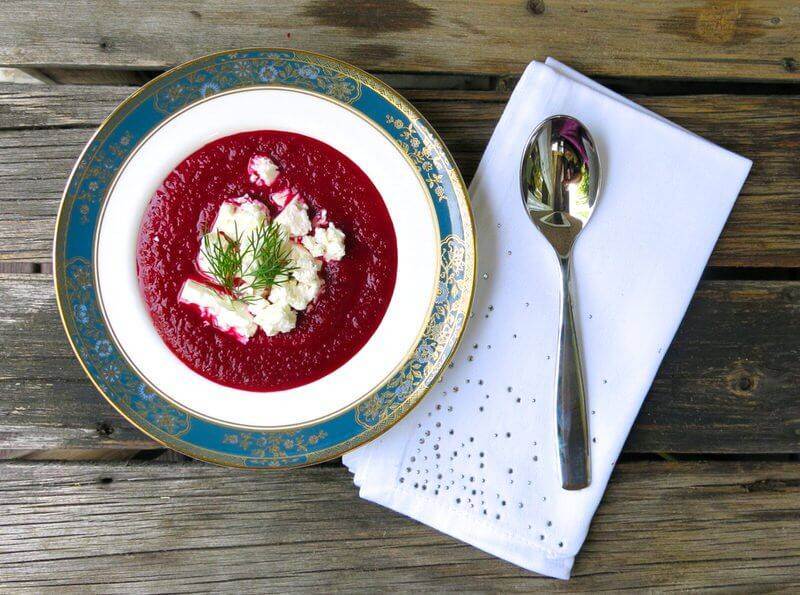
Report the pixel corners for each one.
[343,59,751,579]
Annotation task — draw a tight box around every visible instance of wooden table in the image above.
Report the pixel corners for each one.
[1,2,799,591]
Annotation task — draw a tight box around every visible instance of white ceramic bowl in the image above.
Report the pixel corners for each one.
[95,87,439,429]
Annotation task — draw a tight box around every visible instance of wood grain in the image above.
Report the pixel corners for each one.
[0,262,36,273]
[1,273,798,453]
[1,1,799,82]
[0,460,798,591]
[0,84,799,266]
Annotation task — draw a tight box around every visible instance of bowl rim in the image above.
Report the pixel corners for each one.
[53,48,477,469]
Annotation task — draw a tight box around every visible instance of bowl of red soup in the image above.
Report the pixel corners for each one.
[57,50,474,467]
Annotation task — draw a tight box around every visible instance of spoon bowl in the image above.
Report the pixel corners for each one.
[520,116,600,255]
[520,115,601,490]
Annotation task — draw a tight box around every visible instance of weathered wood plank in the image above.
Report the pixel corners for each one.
[0,460,798,591]
[0,83,132,128]
[0,448,141,461]
[627,281,800,453]
[0,262,36,273]
[1,1,799,82]
[0,84,798,266]
[0,67,44,85]
[1,273,798,453]
[0,273,154,450]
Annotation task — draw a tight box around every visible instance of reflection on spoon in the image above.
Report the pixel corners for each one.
[519,115,601,490]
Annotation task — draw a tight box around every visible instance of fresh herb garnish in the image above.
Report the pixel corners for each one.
[200,220,295,301]
[200,223,247,296]
[244,221,296,293]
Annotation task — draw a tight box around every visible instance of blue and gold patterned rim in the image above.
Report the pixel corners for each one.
[54,49,476,468]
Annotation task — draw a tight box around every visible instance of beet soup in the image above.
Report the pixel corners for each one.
[136,131,398,391]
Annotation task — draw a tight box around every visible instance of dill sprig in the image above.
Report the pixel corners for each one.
[244,221,296,293]
[200,224,247,296]
[200,220,295,301]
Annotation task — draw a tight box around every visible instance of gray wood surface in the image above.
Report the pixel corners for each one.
[0,460,798,591]
[1,1,799,82]
[1,84,800,267]
[1,9,799,587]
[2,272,798,453]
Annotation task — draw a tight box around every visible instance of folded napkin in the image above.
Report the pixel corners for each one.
[343,59,751,579]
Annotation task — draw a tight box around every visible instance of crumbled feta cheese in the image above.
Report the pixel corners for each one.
[246,297,269,320]
[287,243,322,285]
[266,282,296,308]
[248,154,280,187]
[248,298,297,337]
[274,197,312,237]
[213,195,269,239]
[196,245,217,285]
[269,187,298,208]
[197,195,270,281]
[301,223,346,261]
[299,234,323,259]
[184,176,350,339]
[295,277,323,307]
[269,277,322,311]
[237,281,265,302]
[179,279,257,343]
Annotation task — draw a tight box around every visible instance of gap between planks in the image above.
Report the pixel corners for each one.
[1,0,799,82]
[3,263,799,281]
[0,460,797,591]
[1,273,799,454]
[9,66,800,97]
[1,85,800,267]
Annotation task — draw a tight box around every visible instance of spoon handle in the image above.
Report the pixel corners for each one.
[556,255,591,490]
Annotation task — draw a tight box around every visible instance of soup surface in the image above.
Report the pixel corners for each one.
[136,130,398,391]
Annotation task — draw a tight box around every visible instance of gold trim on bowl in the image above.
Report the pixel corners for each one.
[53,48,477,468]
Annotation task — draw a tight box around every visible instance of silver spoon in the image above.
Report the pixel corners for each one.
[519,115,601,490]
